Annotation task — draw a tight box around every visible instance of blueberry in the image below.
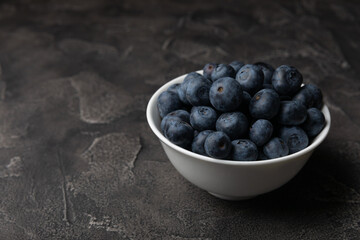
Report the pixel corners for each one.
[279,126,309,154]
[272,65,303,96]
[249,89,280,120]
[306,84,323,109]
[190,106,217,131]
[209,77,243,112]
[211,64,236,82]
[301,108,325,138]
[178,72,203,105]
[249,119,273,146]
[185,75,211,106]
[167,83,180,95]
[292,83,323,109]
[216,112,248,140]
[161,109,190,133]
[254,62,274,85]
[229,61,245,73]
[163,118,194,149]
[203,63,217,80]
[236,64,264,95]
[192,130,214,156]
[277,101,307,125]
[292,85,314,109]
[231,139,258,161]
[263,137,289,159]
[204,131,232,159]
[157,91,183,118]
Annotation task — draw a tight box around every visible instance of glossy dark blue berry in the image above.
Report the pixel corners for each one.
[301,108,325,138]
[231,139,258,161]
[236,64,264,95]
[277,101,307,125]
[292,85,314,109]
[161,110,190,133]
[249,89,280,120]
[249,119,273,146]
[163,118,194,149]
[185,75,211,106]
[209,77,243,112]
[254,62,274,85]
[167,83,180,95]
[263,137,289,158]
[178,72,203,105]
[216,112,248,140]
[229,61,244,73]
[203,63,217,80]
[306,84,323,109]
[191,130,214,156]
[157,91,183,118]
[211,64,236,82]
[272,65,303,96]
[292,83,323,109]
[190,106,217,131]
[279,126,309,154]
[204,131,231,159]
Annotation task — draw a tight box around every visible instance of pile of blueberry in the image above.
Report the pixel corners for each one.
[157,61,326,161]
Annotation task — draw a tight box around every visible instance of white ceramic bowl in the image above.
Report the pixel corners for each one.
[146,72,331,200]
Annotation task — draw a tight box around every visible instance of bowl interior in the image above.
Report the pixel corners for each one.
[146,72,331,166]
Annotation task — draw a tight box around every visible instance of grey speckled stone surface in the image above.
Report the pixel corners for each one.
[0,0,360,239]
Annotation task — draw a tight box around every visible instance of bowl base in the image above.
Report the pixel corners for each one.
[208,192,258,201]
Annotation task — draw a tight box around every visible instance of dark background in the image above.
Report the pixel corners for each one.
[0,0,359,239]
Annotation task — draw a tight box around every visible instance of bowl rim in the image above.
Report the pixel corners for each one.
[146,71,331,166]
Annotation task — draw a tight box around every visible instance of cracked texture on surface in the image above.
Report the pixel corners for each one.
[73,133,141,206]
[0,0,359,239]
[69,72,133,124]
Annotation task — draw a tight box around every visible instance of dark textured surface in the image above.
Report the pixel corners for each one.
[0,0,359,239]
